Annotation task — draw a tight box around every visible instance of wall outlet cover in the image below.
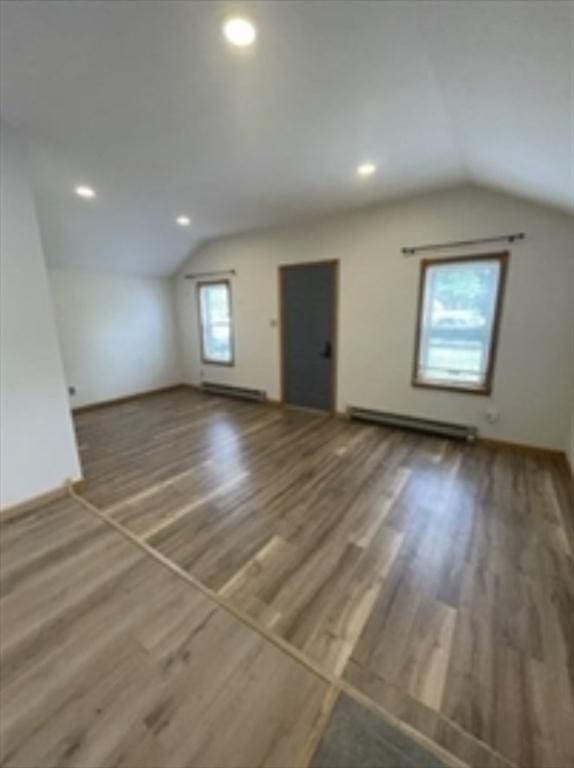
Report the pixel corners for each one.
[485,406,500,424]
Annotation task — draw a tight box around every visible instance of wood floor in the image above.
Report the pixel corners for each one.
[2,387,573,767]
[0,497,336,768]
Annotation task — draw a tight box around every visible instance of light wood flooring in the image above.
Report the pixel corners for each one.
[0,496,337,768]
[2,387,573,767]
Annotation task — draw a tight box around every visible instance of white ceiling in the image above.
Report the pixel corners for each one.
[1,0,572,276]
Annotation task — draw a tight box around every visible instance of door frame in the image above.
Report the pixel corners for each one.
[278,260,340,413]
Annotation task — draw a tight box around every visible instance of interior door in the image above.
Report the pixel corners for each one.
[280,262,337,411]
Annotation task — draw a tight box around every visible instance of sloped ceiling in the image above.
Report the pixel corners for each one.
[1,0,572,276]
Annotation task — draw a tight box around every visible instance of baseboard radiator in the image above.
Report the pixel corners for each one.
[201,382,267,402]
[348,406,477,442]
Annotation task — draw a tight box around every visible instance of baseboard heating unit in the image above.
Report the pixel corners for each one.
[348,406,477,442]
[201,382,267,402]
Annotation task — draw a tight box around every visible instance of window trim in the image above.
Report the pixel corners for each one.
[411,251,509,396]
[196,279,235,367]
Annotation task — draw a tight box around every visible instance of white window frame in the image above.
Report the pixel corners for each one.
[197,280,234,366]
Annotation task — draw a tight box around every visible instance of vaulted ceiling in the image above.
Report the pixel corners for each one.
[1,0,572,275]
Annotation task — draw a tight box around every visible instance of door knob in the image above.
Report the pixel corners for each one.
[320,341,332,359]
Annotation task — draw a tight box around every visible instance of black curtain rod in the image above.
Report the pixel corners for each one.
[185,269,236,280]
[402,232,525,256]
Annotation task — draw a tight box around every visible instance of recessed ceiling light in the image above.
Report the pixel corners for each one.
[357,163,377,177]
[176,215,191,227]
[223,17,257,47]
[75,185,96,199]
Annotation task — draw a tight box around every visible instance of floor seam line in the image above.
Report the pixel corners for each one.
[300,686,341,768]
[67,483,517,768]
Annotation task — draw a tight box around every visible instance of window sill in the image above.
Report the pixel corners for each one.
[412,377,491,396]
[201,359,235,367]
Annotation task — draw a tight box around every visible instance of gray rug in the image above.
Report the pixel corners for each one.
[311,695,447,768]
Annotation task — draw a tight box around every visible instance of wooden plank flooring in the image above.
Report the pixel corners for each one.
[4,387,572,768]
[75,388,574,767]
[0,497,336,768]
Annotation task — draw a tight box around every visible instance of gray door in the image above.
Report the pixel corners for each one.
[281,262,336,411]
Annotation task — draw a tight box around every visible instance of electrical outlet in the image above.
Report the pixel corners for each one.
[485,406,500,424]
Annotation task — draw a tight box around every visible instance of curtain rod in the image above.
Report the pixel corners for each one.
[402,232,525,256]
[185,269,236,280]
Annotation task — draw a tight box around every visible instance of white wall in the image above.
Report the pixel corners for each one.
[176,185,574,452]
[0,123,82,509]
[49,270,182,408]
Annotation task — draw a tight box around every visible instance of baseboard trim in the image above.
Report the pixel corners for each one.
[477,437,566,461]
[0,480,83,518]
[81,382,285,411]
[72,384,187,414]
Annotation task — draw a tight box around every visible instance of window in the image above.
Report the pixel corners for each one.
[412,253,508,394]
[197,280,234,365]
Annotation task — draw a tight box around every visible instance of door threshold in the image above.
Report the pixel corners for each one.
[283,404,330,415]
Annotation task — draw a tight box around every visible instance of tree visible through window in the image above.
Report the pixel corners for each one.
[198,281,234,365]
[413,253,508,394]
